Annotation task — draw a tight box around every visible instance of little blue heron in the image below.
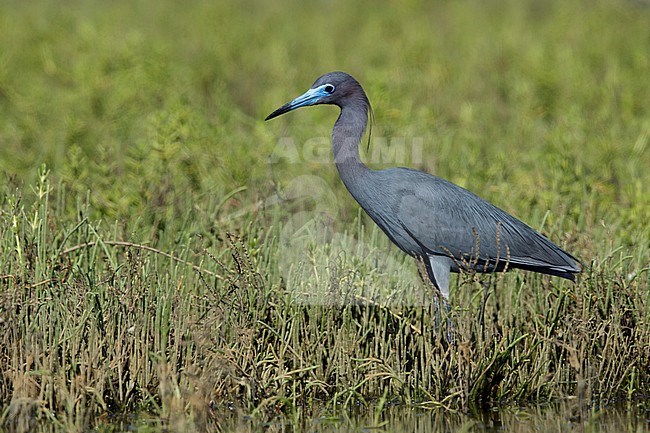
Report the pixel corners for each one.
[265,71,580,306]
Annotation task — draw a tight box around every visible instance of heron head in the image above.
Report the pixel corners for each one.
[265,71,364,121]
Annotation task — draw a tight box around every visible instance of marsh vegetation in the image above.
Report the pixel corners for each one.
[0,0,648,431]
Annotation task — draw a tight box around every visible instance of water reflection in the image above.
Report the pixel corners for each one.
[158,402,647,433]
[14,401,649,432]
[300,404,648,433]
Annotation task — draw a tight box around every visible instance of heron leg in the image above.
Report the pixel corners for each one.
[424,255,455,342]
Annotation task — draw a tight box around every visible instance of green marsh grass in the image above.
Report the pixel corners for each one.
[1,0,649,431]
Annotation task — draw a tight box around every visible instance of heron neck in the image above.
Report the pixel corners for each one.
[332,103,371,193]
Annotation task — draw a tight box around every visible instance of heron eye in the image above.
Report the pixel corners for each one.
[324,84,335,94]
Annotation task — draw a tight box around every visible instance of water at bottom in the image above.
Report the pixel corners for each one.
[99,401,649,433]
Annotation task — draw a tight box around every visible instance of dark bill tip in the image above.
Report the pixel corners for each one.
[265,103,293,121]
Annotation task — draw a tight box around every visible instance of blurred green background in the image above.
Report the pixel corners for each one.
[0,0,648,257]
[1,1,649,428]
